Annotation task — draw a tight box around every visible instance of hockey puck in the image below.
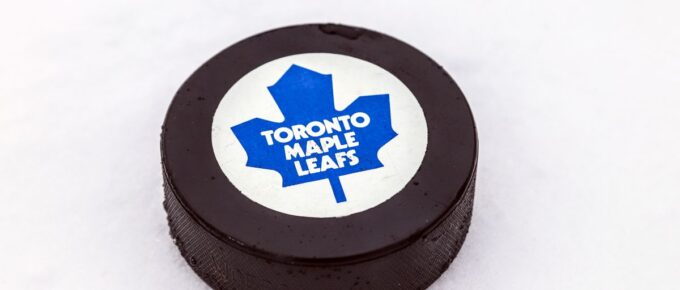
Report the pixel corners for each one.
[161,23,477,289]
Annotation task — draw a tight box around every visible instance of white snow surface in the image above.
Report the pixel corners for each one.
[1,1,679,289]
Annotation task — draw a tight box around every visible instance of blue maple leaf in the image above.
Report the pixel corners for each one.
[231,64,397,203]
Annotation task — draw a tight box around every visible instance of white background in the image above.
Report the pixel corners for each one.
[1,1,679,289]
[212,53,428,218]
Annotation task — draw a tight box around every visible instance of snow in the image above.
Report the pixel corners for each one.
[1,1,679,289]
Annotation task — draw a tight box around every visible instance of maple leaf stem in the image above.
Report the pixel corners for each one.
[328,176,347,203]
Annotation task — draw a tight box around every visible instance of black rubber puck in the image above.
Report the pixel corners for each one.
[161,23,477,289]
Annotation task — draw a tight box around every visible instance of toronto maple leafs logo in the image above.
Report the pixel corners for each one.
[231,65,397,203]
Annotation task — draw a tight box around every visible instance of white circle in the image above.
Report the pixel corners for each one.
[212,53,427,218]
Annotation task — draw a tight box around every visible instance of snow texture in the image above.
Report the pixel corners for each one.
[0,1,679,289]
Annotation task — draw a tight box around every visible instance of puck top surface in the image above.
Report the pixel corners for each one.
[162,24,477,263]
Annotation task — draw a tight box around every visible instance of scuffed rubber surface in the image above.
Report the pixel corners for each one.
[163,174,475,290]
